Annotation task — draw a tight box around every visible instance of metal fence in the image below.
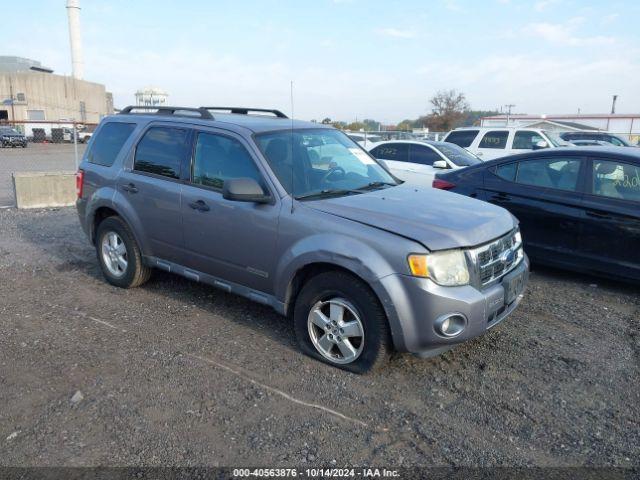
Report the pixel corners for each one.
[0,121,94,207]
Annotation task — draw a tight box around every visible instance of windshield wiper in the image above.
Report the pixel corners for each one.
[355,181,397,191]
[294,188,364,201]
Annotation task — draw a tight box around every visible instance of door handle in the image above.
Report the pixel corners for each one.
[586,210,611,220]
[189,200,210,212]
[491,192,510,201]
[121,183,138,194]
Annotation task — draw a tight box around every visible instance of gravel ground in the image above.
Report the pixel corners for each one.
[0,207,638,467]
[0,144,85,207]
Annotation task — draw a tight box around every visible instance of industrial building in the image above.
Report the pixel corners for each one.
[0,56,112,125]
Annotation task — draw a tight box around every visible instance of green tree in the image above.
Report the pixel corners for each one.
[428,89,470,131]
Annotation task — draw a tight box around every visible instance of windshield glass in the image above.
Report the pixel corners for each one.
[256,129,398,199]
[0,128,20,135]
[544,131,571,147]
[433,143,481,166]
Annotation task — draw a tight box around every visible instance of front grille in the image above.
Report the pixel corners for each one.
[470,229,522,287]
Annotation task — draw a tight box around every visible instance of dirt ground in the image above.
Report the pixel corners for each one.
[0,207,638,467]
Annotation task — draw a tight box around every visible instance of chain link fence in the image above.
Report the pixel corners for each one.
[0,121,95,207]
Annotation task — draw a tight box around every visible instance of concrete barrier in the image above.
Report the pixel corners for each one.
[12,171,76,209]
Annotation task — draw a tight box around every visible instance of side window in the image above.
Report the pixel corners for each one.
[592,160,640,202]
[134,127,189,179]
[370,143,409,163]
[87,122,136,167]
[192,132,263,190]
[409,144,441,166]
[445,130,478,148]
[513,131,544,150]
[479,131,509,149]
[516,158,582,191]
[495,163,517,181]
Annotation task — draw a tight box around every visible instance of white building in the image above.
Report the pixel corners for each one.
[480,114,640,143]
[134,86,169,107]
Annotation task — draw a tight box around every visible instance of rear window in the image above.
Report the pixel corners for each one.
[445,130,478,148]
[134,127,190,179]
[87,122,136,167]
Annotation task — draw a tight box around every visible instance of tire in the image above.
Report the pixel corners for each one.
[95,216,152,288]
[293,271,391,373]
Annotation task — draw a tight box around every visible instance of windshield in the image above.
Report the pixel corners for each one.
[433,143,481,166]
[543,131,571,147]
[256,129,398,199]
[0,128,20,135]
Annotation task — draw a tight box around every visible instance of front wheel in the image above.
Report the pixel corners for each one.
[95,216,152,288]
[293,271,391,373]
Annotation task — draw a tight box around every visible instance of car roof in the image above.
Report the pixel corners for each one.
[483,146,640,165]
[108,110,331,135]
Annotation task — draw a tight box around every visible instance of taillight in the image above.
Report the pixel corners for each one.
[432,178,455,190]
[76,169,85,199]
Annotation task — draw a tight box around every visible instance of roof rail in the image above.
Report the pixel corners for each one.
[119,105,214,120]
[202,107,288,118]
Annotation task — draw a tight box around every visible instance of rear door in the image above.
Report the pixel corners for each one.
[180,128,281,293]
[578,156,640,280]
[482,155,587,264]
[117,123,192,264]
[475,130,511,160]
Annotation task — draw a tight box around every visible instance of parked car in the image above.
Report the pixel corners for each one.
[346,132,382,148]
[0,127,27,148]
[76,105,528,373]
[433,147,640,282]
[62,127,93,143]
[568,139,614,147]
[443,127,570,160]
[368,140,481,187]
[559,131,636,147]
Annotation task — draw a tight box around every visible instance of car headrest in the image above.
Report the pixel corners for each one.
[595,162,618,175]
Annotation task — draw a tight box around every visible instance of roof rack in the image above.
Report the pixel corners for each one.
[202,107,288,118]
[119,105,214,120]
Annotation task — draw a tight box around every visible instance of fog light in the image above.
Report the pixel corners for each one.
[435,314,467,338]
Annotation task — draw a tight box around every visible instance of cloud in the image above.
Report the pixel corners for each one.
[534,0,560,12]
[443,0,466,12]
[376,28,416,39]
[602,13,619,25]
[525,18,615,46]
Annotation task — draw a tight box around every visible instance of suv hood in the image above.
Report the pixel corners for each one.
[306,184,515,251]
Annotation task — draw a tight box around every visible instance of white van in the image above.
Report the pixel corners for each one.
[443,127,570,161]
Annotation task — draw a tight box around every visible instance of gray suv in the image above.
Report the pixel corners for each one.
[76,106,529,373]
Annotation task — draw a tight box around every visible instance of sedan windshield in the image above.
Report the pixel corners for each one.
[0,128,20,135]
[256,129,398,199]
[434,143,481,166]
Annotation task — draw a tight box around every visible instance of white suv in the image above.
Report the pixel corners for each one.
[443,127,569,161]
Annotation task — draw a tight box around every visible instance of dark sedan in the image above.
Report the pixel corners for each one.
[433,148,640,282]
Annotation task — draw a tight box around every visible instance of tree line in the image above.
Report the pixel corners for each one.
[314,90,498,133]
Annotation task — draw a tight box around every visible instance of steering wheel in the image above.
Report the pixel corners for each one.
[321,166,346,185]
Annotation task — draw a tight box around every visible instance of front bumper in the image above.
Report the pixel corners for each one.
[1,138,27,147]
[375,255,529,356]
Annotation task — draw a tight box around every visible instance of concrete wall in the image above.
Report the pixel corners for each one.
[0,72,110,124]
[12,171,76,209]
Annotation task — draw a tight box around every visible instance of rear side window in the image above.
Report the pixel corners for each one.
[513,131,545,150]
[134,127,190,179]
[495,163,517,181]
[192,132,263,189]
[445,130,478,148]
[479,131,509,149]
[370,143,409,163]
[409,144,441,165]
[87,122,135,167]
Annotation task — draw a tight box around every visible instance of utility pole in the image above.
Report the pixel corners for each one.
[611,95,618,115]
[504,104,516,126]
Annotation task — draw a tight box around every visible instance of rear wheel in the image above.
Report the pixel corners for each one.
[293,271,391,373]
[95,216,151,288]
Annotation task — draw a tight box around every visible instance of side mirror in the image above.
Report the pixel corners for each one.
[222,178,271,203]
[533,140,549,150]
[433,160,448,169]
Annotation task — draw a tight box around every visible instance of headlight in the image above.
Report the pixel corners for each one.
[408,250,470,286]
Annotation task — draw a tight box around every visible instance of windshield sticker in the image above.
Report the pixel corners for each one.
[349,148,375,165]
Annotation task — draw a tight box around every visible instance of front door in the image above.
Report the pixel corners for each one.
[578,157,640,280]
[181,129,280,293]
[482,155,586,265]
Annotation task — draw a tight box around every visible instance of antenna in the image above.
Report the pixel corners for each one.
[290,80,295,214]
